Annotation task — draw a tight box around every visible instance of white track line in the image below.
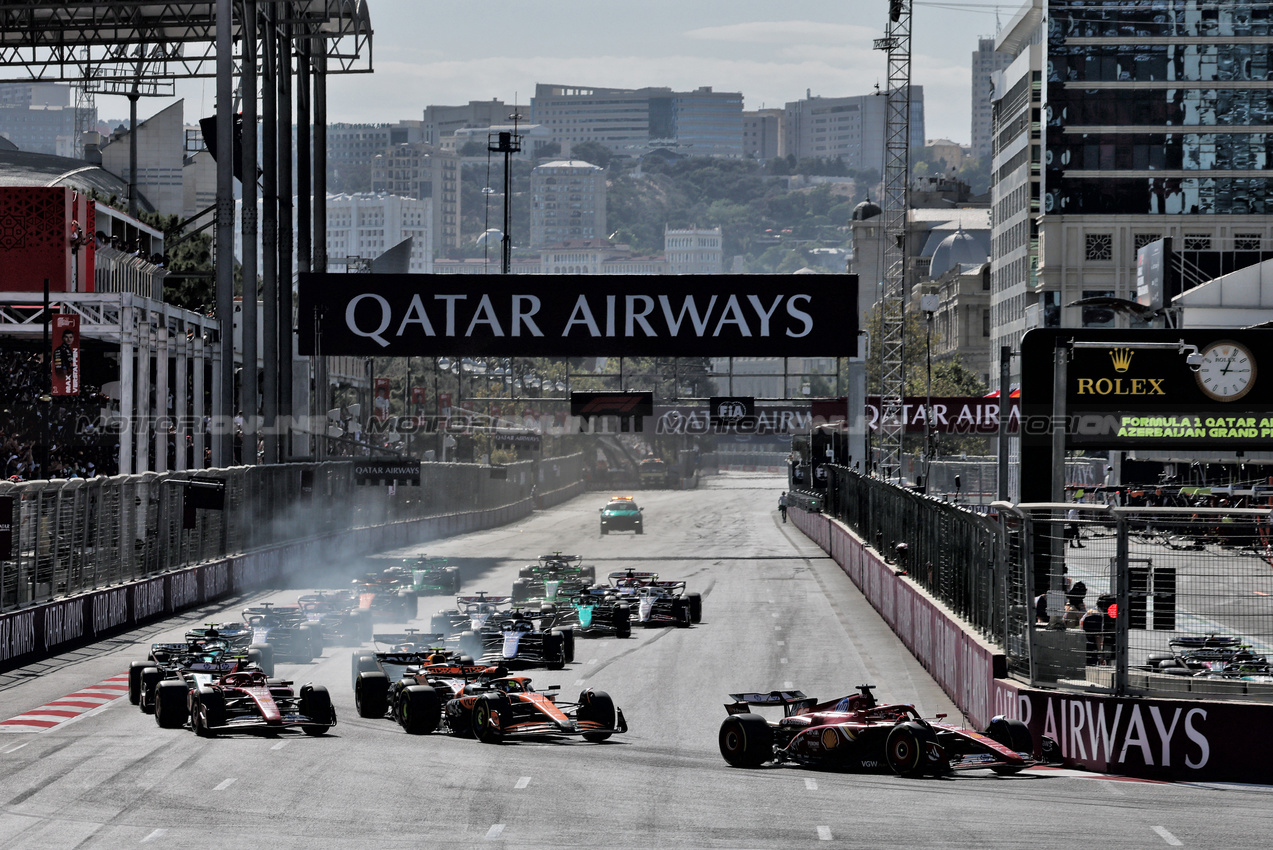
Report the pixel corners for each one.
[213,778,236,791]
[805,778,818,790]
[817,826,832,841]
[140,828,168,843]
[514,776,530,789]
[270,741,288,751]
[485,824,505,840]
[1153,826,1183,846]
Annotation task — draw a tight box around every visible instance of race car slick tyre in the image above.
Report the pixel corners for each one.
[248,643,274,676]
[986,716,1033,757]
[719,714,774,767]
[545,631,566,670]
[614,605,632,639]
[398,590,418,621]
[139,666,163,714]
[687,593,703,624]
[128,660,150,705]
[472,693,509,743]
[555,628,576,663]
[447,568,462,594]
[459,630,483,661]
[583,566,596,584]
[518,567,535,578]
[511,580,530,603]
[398,685,441,735]
[886,722,936,777]
[300,685,335,736]
[301,623,323,657]
[351,653,379,689]
[635,526,643,534]
[155,680,188,729]
[430,613,452,636]
[356,672,390,719]
[600,526,608,535]
[192,687,224,737]
[674,599,691,628]
[577,690,616,742]
[352,608,373,642]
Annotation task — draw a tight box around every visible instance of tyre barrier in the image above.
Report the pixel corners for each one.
[789,506,1273,783]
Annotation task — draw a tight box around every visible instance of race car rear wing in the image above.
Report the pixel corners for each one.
[725,690,815,716]
[373,632,446,645]
[538,554,581,563]
[456,595,511,604]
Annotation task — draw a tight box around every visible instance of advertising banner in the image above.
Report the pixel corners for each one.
[439,391,453,414]
[410,386,426,407]
[51,313,80,396]
[354,459,422,485]
[709,396,755,429]
[0,495,12,560]
[297,273,858,357]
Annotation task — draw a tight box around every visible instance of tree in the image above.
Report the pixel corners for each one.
[571,141,612,169]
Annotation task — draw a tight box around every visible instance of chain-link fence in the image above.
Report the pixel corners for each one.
[999,503,1273,702]
[0,453,584,613]
[818,465,1005,643]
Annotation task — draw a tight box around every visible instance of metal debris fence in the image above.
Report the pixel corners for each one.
[809,466,1273,702]
[0,454,584,613]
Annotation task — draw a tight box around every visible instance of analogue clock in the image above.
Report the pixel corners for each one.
[1196,341,1256,402]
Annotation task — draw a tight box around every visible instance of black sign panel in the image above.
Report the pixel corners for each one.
[354,459,422,485]
[571,392,654,418]
[1022,328,1273,450]
[709,396,755,428]
[494,431,542,450]
[297,274,858,357]
[0,496,12,560]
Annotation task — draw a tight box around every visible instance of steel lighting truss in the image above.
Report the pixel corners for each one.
[0,1,372,84]
[873,0,912,482]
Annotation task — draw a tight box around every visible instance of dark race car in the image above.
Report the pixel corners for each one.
[606,569,702,628]
[429,593,514,637]
[297,591,373,645]
[241,603,325,664]
[599,496,644,535]
[460,617,569,671]
[352,565,420,621]
[130,637,256,714]
[396,556,462,596]
[718,684,1046,777]
[350,630,474,718]
[438,673,628,743]
[511,553,596,604]
[183,669,336,737]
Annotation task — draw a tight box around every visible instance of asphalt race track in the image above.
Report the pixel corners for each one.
[0,472,1268,849]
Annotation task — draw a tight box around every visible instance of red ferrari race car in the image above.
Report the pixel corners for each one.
[162,670,337,737]
[718,685,1048,777]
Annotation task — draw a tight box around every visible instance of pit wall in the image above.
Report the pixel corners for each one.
[791,506,1273,783]
[0,499,533,673]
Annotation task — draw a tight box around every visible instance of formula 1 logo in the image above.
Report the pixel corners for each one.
[570,392,654,418]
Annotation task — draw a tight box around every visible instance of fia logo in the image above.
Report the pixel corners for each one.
[716,401,747,419]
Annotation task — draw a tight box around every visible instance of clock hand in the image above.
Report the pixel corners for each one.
[1221,352,1237,375]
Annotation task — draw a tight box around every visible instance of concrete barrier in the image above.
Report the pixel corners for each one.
[0,497,535,673]
[790,506,1273,783]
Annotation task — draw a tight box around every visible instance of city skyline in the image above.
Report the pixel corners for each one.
[93,0,1003,149]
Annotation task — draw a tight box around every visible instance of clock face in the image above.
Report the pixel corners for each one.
[1196,341,1256,401]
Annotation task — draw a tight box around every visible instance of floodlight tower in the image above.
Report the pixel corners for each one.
[873,0,913,482]
[489,111,523,275]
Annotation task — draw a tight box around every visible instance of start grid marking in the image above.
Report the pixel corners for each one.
[0,673,129,732]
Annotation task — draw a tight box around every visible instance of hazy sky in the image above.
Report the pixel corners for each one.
[110,0,1011,148]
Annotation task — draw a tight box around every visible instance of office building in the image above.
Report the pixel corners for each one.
[529,159,606,248]
[971,37,1013,160]
[742,109,784,160]
[325,192,433,273]
[531,84,744,157]
[665,226,723,275]
[422,100,511,146]
[369,143,461,252]
[783,90,924,174]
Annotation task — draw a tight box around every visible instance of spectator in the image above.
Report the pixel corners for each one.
[1080,594,1117,665]
[778,491,788,523]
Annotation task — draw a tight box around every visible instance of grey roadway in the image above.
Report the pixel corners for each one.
[0,472,1268,849]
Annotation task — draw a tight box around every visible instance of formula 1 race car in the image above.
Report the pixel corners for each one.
[297,591,373,645]
[511,553,596,604]
[130,637,258,713]
[241,603,325,663]
[352,565,420,621]
[180,670,336,737]
[717,685,1042,777]
[428,593,513,637]
[459,618,570,671]
[1143,634,1273,681]
[599,496,644,534]
[350,630,475,717]
[607,570,702,628]
[184,622,273,672]
[396,556,462,596]
[552,589,632,639]
[436,673,627,743]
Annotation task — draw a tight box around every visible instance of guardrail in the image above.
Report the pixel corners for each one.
[0,453,585,613]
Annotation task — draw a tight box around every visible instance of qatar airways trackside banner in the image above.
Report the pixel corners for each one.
[296,273,858,358]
